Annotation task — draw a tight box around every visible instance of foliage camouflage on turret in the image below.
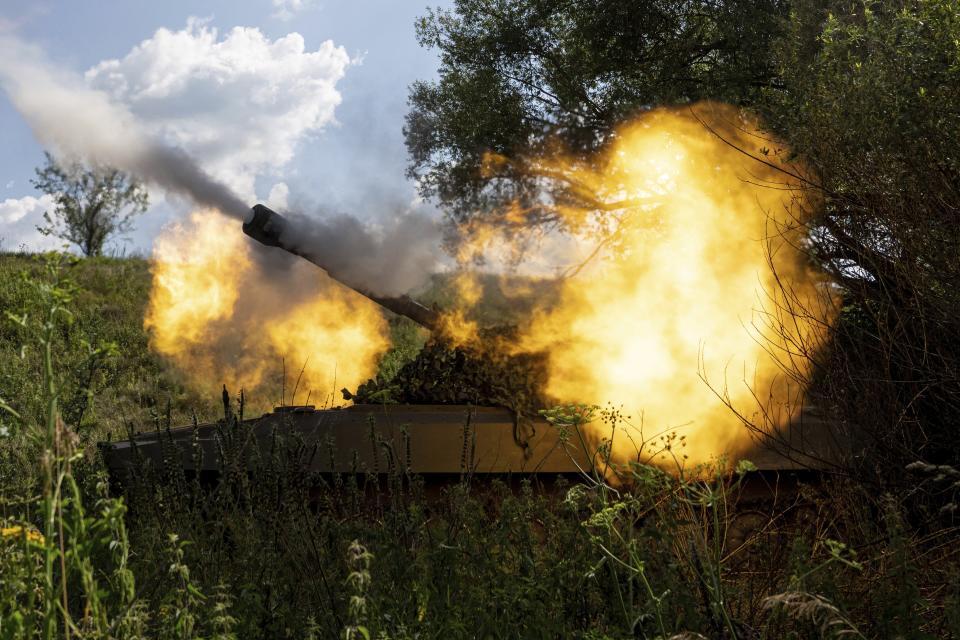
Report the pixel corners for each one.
[350,327,550,444]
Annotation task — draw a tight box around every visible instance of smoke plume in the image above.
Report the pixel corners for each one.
[280,208,441,298]
[0,35,249,219]
[0,34,442,298]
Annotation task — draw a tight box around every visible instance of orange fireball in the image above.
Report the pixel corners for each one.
[144,210,389,409]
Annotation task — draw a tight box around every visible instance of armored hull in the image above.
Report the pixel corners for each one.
[99,403,845,490]
[101,404,585,483]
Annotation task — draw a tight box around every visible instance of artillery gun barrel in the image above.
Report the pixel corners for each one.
[242,204,439,331]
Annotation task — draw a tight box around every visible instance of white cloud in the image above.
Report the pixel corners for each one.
[272,0,312,21]
[0,194,52,224]
[4,180,13,189]
[85,19,350,205]
[0,193,62,252]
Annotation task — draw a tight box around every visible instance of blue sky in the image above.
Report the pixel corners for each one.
[0,0,450,253]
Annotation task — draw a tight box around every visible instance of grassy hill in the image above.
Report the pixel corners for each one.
[0,252,434,441]
[0,253,219,442]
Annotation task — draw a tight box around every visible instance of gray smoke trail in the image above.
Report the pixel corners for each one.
[280,208,442,298]
[0,35,249,219]
[0,34,444,297]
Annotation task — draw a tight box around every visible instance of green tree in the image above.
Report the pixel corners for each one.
[405,0,792,231]
[759,0,960,476]
[761,0,960,296]
[31,152,148,257]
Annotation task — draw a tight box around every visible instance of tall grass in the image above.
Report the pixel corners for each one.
[0,254,958,639]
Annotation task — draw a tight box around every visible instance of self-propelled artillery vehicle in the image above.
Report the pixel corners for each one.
[100,205,849,495]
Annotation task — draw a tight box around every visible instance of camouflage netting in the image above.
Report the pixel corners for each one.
[349,327,551,447]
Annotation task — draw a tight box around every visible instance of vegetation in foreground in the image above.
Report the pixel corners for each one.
[2,0,960,637]
[1,253,958,639]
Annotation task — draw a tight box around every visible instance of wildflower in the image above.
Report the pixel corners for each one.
[1,525,45,545]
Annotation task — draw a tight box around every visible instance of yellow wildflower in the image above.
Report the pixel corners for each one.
[1,526,45,545]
